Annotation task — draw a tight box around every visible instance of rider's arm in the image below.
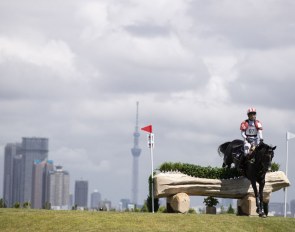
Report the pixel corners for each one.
[258,130,263,140]
[241,131,247,140]
[240,121,248,141]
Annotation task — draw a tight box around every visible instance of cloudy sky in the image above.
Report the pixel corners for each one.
[1,0,295,208]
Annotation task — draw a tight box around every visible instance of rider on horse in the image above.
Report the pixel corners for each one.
[239,108,263,171]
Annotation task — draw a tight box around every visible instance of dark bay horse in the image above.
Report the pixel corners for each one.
[218,139,276,217]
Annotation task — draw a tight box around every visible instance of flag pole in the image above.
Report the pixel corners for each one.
[284,132,289,218]
[141,125,155,213]
[150,140,154,213]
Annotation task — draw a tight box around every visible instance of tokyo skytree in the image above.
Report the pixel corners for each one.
[131,102,141,205]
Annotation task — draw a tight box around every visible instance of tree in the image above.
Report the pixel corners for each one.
[146,195,160,212]
[14,202,20,208]
[227,204,235,214]
[203,196,219,214]
[0,198,6,208]
[220,205,226,214]
[141,203,149,212]
[23,202,31,209]
[203,196,219,207]
[44,202,51,210]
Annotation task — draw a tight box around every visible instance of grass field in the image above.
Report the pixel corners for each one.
[0,209,295,232]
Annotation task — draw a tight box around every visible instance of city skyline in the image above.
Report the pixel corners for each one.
[2,137,72,209]
[2,136,295,212]
[3,138,49,207]
[2,136,126,210]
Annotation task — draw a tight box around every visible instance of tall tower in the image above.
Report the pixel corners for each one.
[74,180,88,208]
[131,102,141,205]
[22,137,48,203]
[3,143,22,207]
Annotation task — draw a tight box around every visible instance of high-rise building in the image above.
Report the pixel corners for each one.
[90,190,101,209]
[119,198,131,211]
[3,137,49,207]
[48,165,70,209]
[131,102,141,205]
[22,137,48,203]
[75,180,88,208]
[12,154,24,205]
[3,143,22,207]
[32,160,54,209]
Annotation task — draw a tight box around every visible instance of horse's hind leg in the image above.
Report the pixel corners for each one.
[259,181,266,217]
[263,203,268,216]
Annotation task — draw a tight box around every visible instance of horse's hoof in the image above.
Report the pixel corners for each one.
[259,213,266,218]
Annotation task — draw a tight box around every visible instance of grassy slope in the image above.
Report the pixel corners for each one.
[0,209,295,232]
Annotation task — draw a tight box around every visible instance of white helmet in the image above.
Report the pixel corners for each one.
[247,107,256,115]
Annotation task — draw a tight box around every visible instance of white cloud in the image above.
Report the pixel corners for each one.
[0,37,76,78]
[51,147,111,173]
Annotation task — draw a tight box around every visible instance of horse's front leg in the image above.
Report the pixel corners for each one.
[251,180,262,215]
[258,179,266,217]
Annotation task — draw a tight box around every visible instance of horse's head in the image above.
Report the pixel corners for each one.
[256,142,276,171]
[218,141,231,157]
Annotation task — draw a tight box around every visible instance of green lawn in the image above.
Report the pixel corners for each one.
[0,209,295,232]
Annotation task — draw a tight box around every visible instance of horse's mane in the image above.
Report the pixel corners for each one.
[255,142,269,154]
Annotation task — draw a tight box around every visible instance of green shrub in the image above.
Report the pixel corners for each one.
[203,196,219,207]
[227,204,235,214]
[188,208,197,214]
[157,206,167,213]
[158,161,280,179]
[0,199,6,208]
[159,162,240,179]
[271,162,280,171]
[14,202,20,208]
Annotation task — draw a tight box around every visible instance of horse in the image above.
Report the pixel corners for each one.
[218,139,276,217]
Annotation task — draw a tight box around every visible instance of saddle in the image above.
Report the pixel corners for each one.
[234,144,256,171]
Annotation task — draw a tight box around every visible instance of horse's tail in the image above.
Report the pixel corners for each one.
[218,142,230,157]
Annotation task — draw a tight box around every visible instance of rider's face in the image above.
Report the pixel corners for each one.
[248,113,256,120]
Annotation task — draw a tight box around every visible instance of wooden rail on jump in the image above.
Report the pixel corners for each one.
[154,171,289,199]
[154,171,290,215]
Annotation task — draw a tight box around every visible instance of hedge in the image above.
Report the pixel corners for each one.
[158,162,280,179]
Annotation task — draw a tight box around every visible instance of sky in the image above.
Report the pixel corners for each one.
[1,0,295,209]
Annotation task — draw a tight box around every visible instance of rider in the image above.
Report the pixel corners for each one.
[239,108,263,170]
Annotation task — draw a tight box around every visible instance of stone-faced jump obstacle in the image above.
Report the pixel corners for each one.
[153,171,290,215]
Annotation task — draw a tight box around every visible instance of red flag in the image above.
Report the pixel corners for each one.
[141,125,152,133]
